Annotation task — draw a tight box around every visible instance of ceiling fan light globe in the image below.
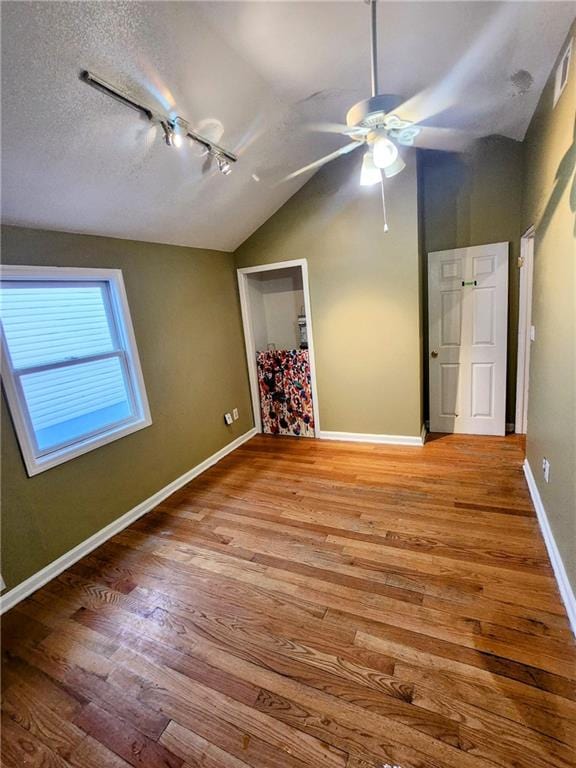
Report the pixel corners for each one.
[383,155,406,179]
[372,136,399,169]
[359,152,381,186]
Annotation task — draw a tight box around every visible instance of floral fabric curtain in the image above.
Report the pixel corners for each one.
[256,349,315,437]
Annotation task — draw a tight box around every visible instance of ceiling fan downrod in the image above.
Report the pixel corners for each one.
[369,0,379,98]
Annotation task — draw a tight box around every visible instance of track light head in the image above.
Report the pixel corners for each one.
[215,154,232,175]
[171,116,188,148]
[163,117,188,148]
[162,121,175,147]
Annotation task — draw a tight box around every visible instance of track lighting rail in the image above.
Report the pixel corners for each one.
[80,70,238,168]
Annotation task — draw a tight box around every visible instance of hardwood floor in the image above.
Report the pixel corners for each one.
[2,433,575,768]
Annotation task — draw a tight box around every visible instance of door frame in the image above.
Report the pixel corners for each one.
[237,259,321,437]
[515,226,535,434]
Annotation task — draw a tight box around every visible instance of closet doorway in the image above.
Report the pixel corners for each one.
[237,259,320,438]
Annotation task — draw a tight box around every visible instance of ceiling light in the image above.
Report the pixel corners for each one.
[162,121,176,147]
[382,155,406,179]
[372,136,399,169]
[216,154,232,175]
[359,151,381,186]
[171,117,188,148]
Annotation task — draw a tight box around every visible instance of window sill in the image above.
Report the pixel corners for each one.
[22,416,153,477]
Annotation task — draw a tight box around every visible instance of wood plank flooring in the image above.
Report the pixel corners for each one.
[2,433,575,768]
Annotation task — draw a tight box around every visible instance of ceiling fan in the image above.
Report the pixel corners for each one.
[282,0,476,232]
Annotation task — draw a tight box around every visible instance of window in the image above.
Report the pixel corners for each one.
[553,38,573,107]
[0,266,151,476]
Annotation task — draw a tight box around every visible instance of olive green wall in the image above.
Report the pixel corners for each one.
[235,149,423,438]
[522,24,575,589]
[1,226,253,592]
[419,136,524,424]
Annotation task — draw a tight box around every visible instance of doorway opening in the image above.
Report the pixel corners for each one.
[515,226,535,435]
[237,259,320,438]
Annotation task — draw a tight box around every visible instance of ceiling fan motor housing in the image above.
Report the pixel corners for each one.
[346,94,420,146]
[346,94,404,131]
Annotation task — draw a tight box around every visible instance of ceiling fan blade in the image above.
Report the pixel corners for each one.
[306,122,369,137]
[389,3,520,127]
[280,141,362,183]
[408,126,477,153]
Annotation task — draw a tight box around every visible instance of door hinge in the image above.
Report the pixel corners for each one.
[518,256,524,268]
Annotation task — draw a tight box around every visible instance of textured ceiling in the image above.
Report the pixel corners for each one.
[2,1,574,251]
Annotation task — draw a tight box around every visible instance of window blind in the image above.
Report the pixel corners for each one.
[0,282,134,454]
[0,285,115,368]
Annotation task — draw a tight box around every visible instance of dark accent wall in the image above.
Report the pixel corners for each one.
[419,136,524,425]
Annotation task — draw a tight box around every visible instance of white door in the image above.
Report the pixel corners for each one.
[428,243,509,435]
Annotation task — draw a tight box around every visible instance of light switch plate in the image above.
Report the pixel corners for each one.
[232,408,239,421]
[530,325,536,341]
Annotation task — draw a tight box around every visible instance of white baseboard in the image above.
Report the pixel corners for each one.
[523,458,576,638]
[0,428,257,615]
[319,430,424,446]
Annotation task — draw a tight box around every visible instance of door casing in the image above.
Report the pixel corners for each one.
[237,259,321,438]
[515,227,535,435]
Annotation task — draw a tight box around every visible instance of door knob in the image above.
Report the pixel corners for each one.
[431,350,438,358]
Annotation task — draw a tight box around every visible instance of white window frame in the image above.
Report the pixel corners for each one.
[0,265,152,476]
[553,37,573,107]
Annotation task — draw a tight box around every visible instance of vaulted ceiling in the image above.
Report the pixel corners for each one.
[2,1,574,251]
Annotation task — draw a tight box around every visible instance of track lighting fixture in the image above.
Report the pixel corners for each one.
[80,70,238,174]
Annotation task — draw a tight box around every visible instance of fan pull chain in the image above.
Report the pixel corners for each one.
[380,172,389,233]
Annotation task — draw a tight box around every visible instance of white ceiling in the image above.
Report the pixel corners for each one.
[2,1,574,251]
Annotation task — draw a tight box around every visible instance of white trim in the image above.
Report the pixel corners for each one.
[237,259,311,276]
[523,458,576,638]
[515,228,535,435]
[0,265,152,476]
[237,259,321,437]
[319,430,424,446]
[0,428,257,614]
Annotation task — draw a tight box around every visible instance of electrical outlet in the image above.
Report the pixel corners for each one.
[542,457,551,483]
[224,412,233,426]
[232,408,239,421]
